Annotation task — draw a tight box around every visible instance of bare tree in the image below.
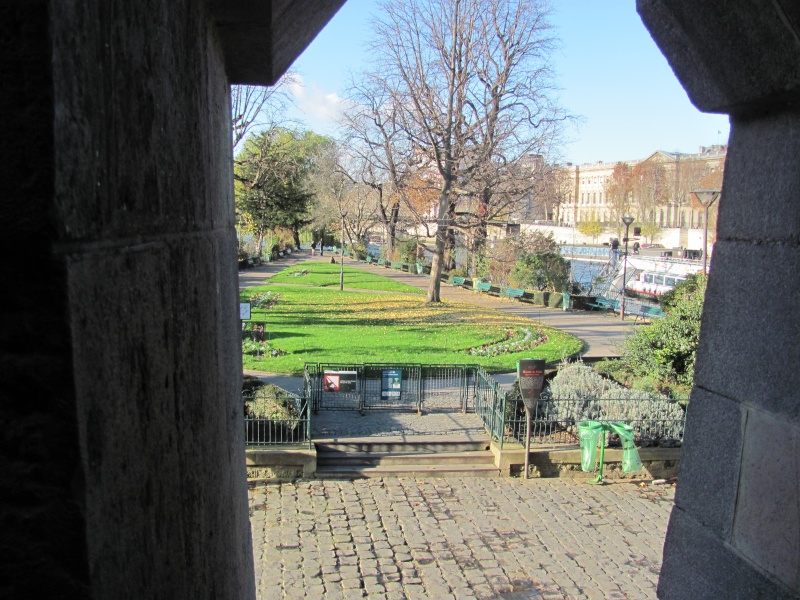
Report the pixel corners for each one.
[308,140,380,248]
[231,73,298,152]
[340,73,410,259]
[604,162,634,229]
[631,159,669,232]
[360,0,566,302]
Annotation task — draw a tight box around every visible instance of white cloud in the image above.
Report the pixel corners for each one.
[287,74,343,132]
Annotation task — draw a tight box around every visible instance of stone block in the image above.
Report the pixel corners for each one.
[695,241,800,425]
[732,410,800,591]
[658,508,794,599]
[718,110,800,243]
[673,388,743,539]
[638,0,800,116]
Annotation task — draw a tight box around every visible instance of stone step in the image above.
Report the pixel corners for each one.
[315,463,500,479]
[317,450,495,467]
[315,436,490,455]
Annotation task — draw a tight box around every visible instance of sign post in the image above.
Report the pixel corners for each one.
[517,358,546,479]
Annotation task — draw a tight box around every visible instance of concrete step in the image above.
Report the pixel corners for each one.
[315,437,490,455]
[317,450,495,467]
[315,463,500,479]
[313,435,498,479]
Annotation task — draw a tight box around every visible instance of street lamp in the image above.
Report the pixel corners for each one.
[693,189,720,274]
[339,211,347,291]
[620,215,634,320]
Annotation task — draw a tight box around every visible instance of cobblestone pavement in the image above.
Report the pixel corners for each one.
[249,477,675,599]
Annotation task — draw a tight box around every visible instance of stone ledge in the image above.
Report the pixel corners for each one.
[246,446,316,480]
[491,441,681,479]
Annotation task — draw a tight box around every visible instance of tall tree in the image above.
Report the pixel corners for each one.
[358,0,566,302]
[631,159,668,232]
[604,162,634,230]
[235,129,328,251]
[340,74,410,259]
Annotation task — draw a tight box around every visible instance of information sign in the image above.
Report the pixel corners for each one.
[323,371,357,392]
[381,369,402,399]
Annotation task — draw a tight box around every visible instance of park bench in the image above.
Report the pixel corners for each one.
[475,281,500,295]
[628,303,665,322]
[391,261,404,270]
[450,276,466,287]
[377,258,386,267]
[588,297,618,312]
[365,256,373,264]
[501,287,525,301]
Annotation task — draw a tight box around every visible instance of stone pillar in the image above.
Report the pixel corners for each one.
[637,1,800,598]
[1,1,254,597]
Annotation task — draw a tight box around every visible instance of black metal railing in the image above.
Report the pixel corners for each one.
[304,362,474,413]
[243,388,311,448]
[474,366,509,447]
[504,394,686,447]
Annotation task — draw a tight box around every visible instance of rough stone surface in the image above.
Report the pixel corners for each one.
[732,410,800,591]
[695,241,800,424]
[2,1,254,597]
[673,388,743,539]
[637,0,800,116]
[659,508,796,600]
[720,109,800,243]
[250,477,676,599]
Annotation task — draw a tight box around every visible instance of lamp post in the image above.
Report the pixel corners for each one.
[693,189,720,274]
[620,216,634,320]
[339,211,347,291]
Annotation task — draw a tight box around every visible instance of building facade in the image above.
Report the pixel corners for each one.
[556,145,727,230]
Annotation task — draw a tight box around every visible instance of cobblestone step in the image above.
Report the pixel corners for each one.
[318,450,496,467]
[314,437,498,479]
[315,462,500,479]
[315,437,490,454]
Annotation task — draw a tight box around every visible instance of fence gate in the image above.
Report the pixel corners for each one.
[305,363,476,413]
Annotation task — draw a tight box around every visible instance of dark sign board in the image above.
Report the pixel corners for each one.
[381,369,402,399]
[518,358,546,410]
[323,371,357,392]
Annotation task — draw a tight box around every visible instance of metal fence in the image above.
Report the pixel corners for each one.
[304,363,474,413]
[474,366,509,446]
[243,388,311,448]
[504,394,686,447]
[244,363,687,450]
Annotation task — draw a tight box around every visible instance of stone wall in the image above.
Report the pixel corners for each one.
[1,1,253,597]
[638,1,800,598]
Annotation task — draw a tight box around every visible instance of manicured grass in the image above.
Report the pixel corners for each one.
[240,284,583,375]
[268,261,424,294]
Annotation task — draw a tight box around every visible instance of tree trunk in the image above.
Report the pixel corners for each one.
[427,226,447,302]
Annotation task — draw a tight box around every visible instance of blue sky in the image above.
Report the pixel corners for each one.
[285,0,730,165]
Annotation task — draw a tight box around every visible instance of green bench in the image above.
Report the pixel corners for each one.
[377,258,386,267]
[588,297,619,312]
[450,276,466,287]
[365,255,373,264]
[502,287,525,300]
[475,281,499,295]
[630,304,666,322]
[391,261,404,270]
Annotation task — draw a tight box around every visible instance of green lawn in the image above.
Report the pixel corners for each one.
[268,261,424,294]
[240,278,583,375]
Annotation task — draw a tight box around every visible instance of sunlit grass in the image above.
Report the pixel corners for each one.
[268,261,424,294]
[240,283,583,375]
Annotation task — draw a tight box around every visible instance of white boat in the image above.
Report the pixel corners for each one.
[623,254,703,298]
